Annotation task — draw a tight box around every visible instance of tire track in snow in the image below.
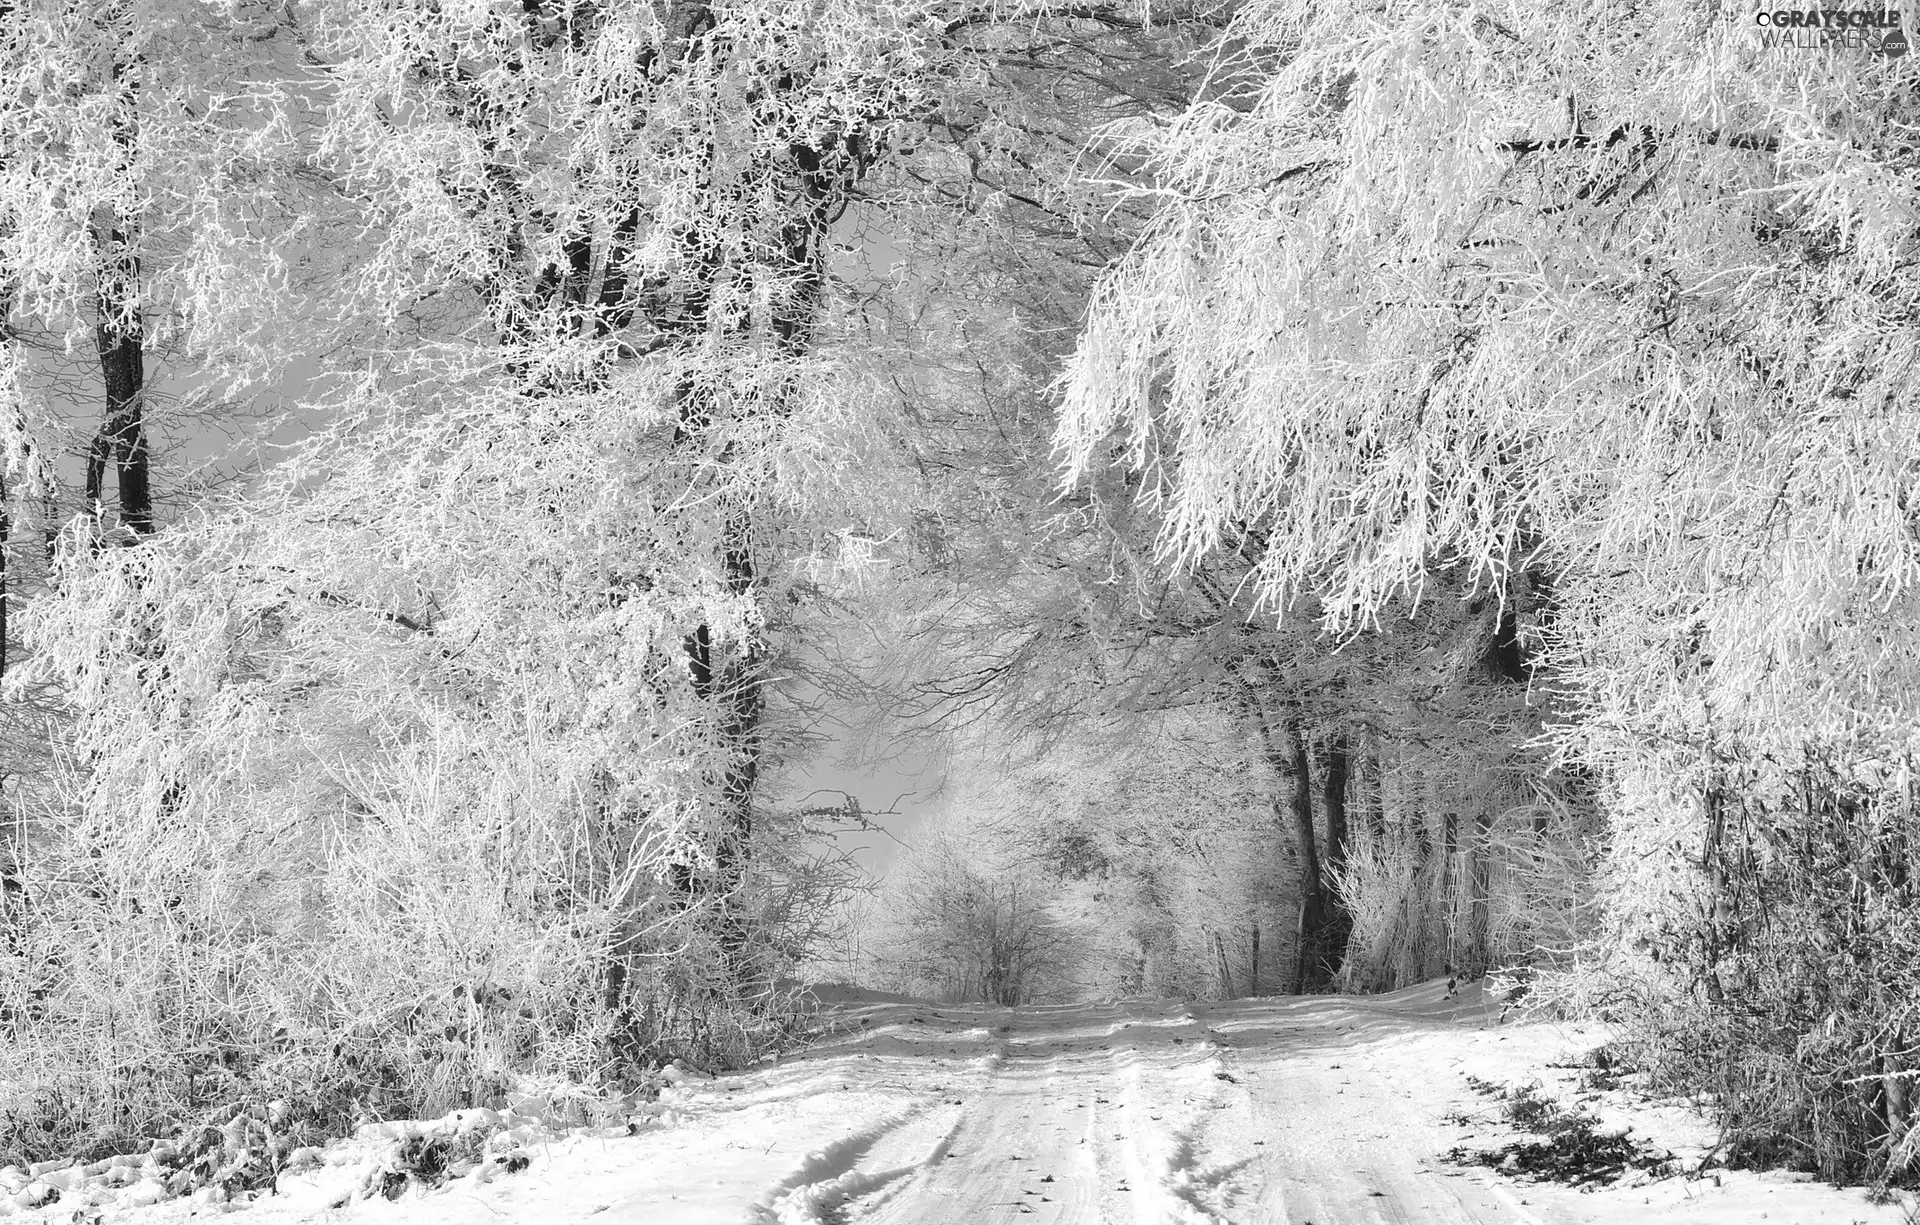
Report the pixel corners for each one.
[1105,1011,1260,1224]
[860,1004,1133,1223]
[747,1102,956,1224]
[859,1002,1265,1224]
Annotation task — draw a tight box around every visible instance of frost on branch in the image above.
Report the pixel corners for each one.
[1057,0,1920,1182]
[0,345,841,1163]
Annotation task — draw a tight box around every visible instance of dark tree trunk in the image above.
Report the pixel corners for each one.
[0,251,10,685]
[1249,924,1260,997]
[1703,784,1733,1004]
[1260,714,1323,994]
[90,270,150,537]
[1320,736,1354,980]
[1467,811,1495,977]
[39,485,55,574]
[0,470,8,683]
[88,36,150,539]
[1441,810,1459,974]
[1886,1047,1910,1153]
[1323,738,1351,878]
[1364,742,1387,841]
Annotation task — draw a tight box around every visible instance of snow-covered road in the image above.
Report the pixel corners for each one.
[69,982,1908,1225]
[773,991,1533,1224]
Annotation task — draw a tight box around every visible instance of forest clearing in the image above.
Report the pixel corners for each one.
[1,0,1918,1221]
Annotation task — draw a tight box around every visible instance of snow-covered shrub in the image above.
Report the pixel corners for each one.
[857,834,1078,1006]
[0,351,834,1163]
[1331,829,1426,994]
[1569,750,1920,1185]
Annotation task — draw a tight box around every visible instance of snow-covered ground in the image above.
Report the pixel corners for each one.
[8,980,1908,1224]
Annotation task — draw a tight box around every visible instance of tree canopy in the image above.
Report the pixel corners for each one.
[1,0,1917,1190]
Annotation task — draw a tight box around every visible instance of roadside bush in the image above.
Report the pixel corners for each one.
[857,836,1078,1006]
[0,375,843,1165]
[1567,755,1920,1187]
[0,731,819,1168]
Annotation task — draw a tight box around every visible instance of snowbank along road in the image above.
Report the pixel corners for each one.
[78,981,1907,1225]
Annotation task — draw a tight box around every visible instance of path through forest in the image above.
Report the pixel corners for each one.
[100,982,1902,1225]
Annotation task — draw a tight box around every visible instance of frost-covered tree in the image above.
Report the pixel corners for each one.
[1059,0,1920,1180]
[4,0,916,1153]
[0,0,1292,1166]
[823,0,1573,994]
[0,0,308,515]
[859,830,1075,1005]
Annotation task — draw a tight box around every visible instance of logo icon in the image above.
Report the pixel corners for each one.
[1753,8,1906,54]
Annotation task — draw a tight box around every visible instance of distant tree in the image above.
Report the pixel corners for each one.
[863,833,1074,1006]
